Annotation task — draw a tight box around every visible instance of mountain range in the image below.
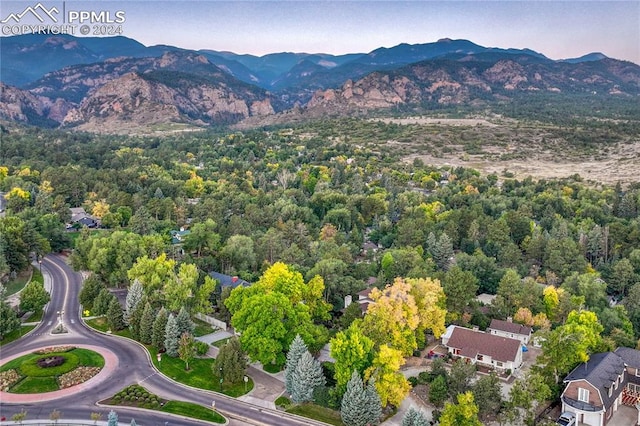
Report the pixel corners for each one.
[1,34,639,132]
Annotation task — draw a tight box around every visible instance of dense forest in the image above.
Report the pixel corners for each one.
[1,115,640,423]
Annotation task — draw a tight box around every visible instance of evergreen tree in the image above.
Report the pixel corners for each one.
[432,233,454,270]
[139,302,154,344]
[428,374,448,408]
[365,379,382,425]
[106,297,125,331]
[291,351,326,403]
[152,307,168,352]
[176,306,195,336]
[93,288,113,316]
[127,296,146,341]
[130,420,137,426]
[341,370,379,426]
[107,410,118,426]
[285,334,308,395]
[215,336,247,383]
[79,275,105,311]
[402,407,429,426]
[125,279,144,324]
[164,313,180,357]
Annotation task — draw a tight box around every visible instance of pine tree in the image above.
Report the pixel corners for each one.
[125,279,144,324]
[139,302,154,344]
[291,351,326,403]
[402,407,429,426]
[164,313,180,357]
[106,297,125,331]
[215,336,247,383]
[285,334,308,395]
[341,370,378,426]
[433,233,454,270]
[130,419,137,426]
[365,379,382,425]
[78,275,105,311]
[152,307,168,352]
[176,306,195,336]
[107,410,118,426]
[92,288,112,316]
[127,296,146,341]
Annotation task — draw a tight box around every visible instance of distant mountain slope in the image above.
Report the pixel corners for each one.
[303,54,640,114]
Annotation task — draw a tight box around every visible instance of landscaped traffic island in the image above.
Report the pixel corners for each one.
[0,346,104,393]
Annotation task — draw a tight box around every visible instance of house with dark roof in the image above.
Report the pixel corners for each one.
[170,228,191,245]
[209,271,250,290]
[487,318,532,345]
[442,325,523,373]
[67,207,99,228]
[561,347,640,426]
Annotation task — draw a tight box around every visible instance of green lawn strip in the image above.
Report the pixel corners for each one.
[0,325,36,346]
[211,337,230,348]
[10,376,59,393]
[287,403,344,426]
[149,347,253,397]
[4,268,32,296]
[25,308,44,322]
[192,318,214,337]
[85,317,132,338]
[161,401,225,424]
[31,268,43,284]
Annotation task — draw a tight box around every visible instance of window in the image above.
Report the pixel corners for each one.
[477,354,484,361]
[496,361,503,367]
[578,388,590,403]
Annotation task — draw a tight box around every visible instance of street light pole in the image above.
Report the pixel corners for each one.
[219,367,223,391]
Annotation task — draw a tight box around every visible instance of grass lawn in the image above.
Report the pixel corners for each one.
[85,317,132,338]
[192,318,214,337]
[0,325,36,346]
[162,401,225,424]
[10,376,59,393]
[32,268,43,284]
[4,268,33,296]
[211,337,230,348]
[25,308,44,323]
[287,403,344,426]
[149,347,253,397]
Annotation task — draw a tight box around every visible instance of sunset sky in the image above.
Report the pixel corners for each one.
[2,1,639,63]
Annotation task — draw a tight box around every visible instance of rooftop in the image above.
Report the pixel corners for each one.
[446,325,521,363]
[488,319,532,336]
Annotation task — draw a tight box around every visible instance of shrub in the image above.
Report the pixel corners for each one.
[195,340,209,356]
[37,356,65,368]
[275,396,291,409]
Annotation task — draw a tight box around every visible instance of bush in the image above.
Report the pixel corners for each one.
[37,356,65,368]
[408,376,418,387]
[275,396,291,409]
[195,340,209,356]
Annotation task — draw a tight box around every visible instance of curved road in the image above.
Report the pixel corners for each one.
[0,255,324,426]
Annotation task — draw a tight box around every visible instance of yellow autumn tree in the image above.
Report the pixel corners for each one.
[360,278,420,356]
[365,344,411,408]
[406,277,447,341]
[92,200,110,219]
[543,286,561,321]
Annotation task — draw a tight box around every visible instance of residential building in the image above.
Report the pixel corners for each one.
[487,318,532,345]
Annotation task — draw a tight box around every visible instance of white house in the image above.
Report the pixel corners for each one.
[487,318,532,345]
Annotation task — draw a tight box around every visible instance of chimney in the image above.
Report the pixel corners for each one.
[507,316,513,323]
[472,326,479,332]
[344,295,352,308]
[232,276,238,283]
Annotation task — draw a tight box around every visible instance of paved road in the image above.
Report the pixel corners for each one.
[0,255,326,426]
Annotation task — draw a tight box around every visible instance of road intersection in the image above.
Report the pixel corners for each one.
[0,255,326,426]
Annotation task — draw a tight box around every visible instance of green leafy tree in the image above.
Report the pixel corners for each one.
[19,280,50,313]
[285,334,308,395]
[291,351,326,403]
[443,266,479,320]
[365,344,410,408]
[139,302,154,344]
[182,219,220,258]
[330,322,375,392]
[106,297,125,331]
[11,409,27,424]
[439,392,482,426]
[508,372,551,425]
[341,370,380,426]
[0,290,20,339]
[214,336,247,384]
[472,372,502,421]
[164,313,180,357]
[152,307,168,351]
[178,332,196,370]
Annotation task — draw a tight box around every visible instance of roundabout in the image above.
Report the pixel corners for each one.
[0,344,118,403]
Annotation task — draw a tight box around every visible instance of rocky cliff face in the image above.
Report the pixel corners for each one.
[0,83,73,126]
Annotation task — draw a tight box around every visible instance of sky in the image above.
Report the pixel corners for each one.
[2,1,639,63]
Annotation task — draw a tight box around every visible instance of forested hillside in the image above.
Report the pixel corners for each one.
[2,117,640,421]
